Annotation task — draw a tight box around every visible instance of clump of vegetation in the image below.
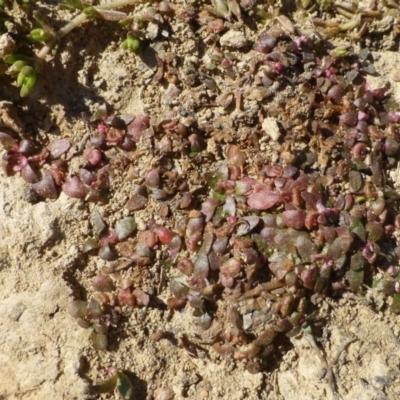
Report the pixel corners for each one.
[0,0,179,96]
[92,367,133,399]
[1,0,400,392]
[55,34,400,373]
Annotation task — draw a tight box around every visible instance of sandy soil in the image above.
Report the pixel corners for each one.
[1,1,400,399]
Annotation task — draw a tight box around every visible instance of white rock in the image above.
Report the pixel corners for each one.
[0,33,16,58]
[219,30,248,48]
[262,117,281,141]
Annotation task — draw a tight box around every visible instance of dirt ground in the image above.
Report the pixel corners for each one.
[1,1,400,399]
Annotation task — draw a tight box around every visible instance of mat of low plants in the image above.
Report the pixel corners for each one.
[1,1,400,399]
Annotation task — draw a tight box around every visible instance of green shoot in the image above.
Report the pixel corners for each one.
[28,28,54,42]
[122,32,141,53]
[16,65,36,97]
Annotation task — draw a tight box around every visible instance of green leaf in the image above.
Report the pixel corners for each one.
[362,63,376,75]
[90,332,108,350]
[253,233,272,257]
[346,70,359,83]
[117,371,133,400]
[28,28,53,42]
[119,16,133,28]
[17,65,35,85]
[359,48,370,60]
[4,53,31,64]
[390,293,400,314]
[346,270,364,292]
[17,66,36,97]
[83,6,97,17]
[350,218,366,242]
[63,0,84,9]
[213,192,225,202]
[330,47,350,58]
[32,10,56,35]
[7,60,27,75]
[123,33,141,53]
[92,372,118,394]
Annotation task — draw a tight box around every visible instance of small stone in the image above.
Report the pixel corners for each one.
[262,117,281,141]
[0,33,16,58]
[243,313,253,330]
[146,22,159,40]
[8,302,26,322]
[391,70,400,82]
[154,387,174,400]
[219,30,249,48]
[199,389,209,398]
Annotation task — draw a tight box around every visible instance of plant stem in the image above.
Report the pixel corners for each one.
[37,0,142,59]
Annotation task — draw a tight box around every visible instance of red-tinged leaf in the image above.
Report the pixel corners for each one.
[137,230,158,248]
[21,163,40,183]
[83,148,103,166]
[282,210,306,230]
[118,289,136,307]
[301,191,317,209]
[93,274,114,292]
[304,211,318,230]
[193,254,209,278]
[66,300,88,319]
[201,198,219,221]
[127,115,150,142]
[49,166,65,186]
[133,288,150,306]
[301,267,317,290]
[269,258,294,281]
[234,179,252,195]
[79,168,94,186]
[155,226,174,244]
[289,174,310,191]
[62,176,88,198]
[221,257,241,276]
[252,183,270,193]
[32,170,58,199]
[125,193,147,211]
[47,139,71,159]
[262,164,283,177]
[247,191,281,210]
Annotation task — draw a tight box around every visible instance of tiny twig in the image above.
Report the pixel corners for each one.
[331,338,357,366]
[304,332,337,399]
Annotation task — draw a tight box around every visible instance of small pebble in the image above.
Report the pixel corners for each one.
[262,117,281,141]
[219,30,248,48]
[154,387,174,400]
